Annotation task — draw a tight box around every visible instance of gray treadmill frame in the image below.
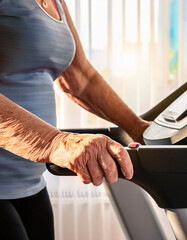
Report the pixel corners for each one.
[104,180,176,240]
[104,82,187,240]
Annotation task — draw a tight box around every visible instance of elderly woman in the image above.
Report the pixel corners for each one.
[0,0,149,239]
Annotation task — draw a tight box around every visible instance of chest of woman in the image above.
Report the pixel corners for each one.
[0,0,75,78]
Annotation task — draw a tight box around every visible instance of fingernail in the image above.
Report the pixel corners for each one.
[125,169,133,180]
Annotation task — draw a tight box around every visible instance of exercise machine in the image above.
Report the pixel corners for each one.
[47,82,187,240]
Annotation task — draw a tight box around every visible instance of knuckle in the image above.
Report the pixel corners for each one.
[91,171,104,186]
[84,143,96,156]
[92,174,103,181]
[113,145,123,156]
[104,162,116,175]
[104,162,118,184]
[95,174,104,179]
[97,134,106,139]
[93,134,107,145]
[93,179,103,186]
[83,179,91,184]
[77,171,91,184]
[74,157,87,170]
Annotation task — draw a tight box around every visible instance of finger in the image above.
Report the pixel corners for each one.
[77,172,91,184]
[98,151,118,184]
[71,164,92,184]
[87,158,104,186]
[107,140,133,179]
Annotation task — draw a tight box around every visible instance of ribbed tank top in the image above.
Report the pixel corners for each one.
[0,0,75,199]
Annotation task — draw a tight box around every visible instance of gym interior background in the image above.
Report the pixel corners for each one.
[44,0,187,239]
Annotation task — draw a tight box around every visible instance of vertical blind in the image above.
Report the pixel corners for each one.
[46,1,186,239]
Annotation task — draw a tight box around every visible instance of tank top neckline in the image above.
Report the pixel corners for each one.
[34,0,64,23]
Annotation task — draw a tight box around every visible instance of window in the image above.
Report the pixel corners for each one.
[55,0,185,130]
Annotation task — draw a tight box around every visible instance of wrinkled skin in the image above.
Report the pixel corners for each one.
[50,133,133,186]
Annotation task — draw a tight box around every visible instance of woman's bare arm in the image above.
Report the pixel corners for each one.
[0,94,61,162]
[0,94,133,185]
[55,1,149,143]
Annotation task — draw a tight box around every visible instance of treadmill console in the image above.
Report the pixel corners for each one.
[156,91,187,129]
[143,91,187,145]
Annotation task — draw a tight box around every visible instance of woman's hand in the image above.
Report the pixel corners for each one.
[49,133,133,186]
[130,120,151,145]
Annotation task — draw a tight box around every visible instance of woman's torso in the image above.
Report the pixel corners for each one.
[0,0,75,199]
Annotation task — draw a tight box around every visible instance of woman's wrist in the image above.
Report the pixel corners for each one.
[129,118,150,143]
[45,132,69,164]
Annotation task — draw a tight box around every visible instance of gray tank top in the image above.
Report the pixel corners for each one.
[0,0,75,199]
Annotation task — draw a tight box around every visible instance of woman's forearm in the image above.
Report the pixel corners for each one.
[81,70,148,139]
[0,94,62,162]
[0,94,134,183]
[57,64,149,142]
